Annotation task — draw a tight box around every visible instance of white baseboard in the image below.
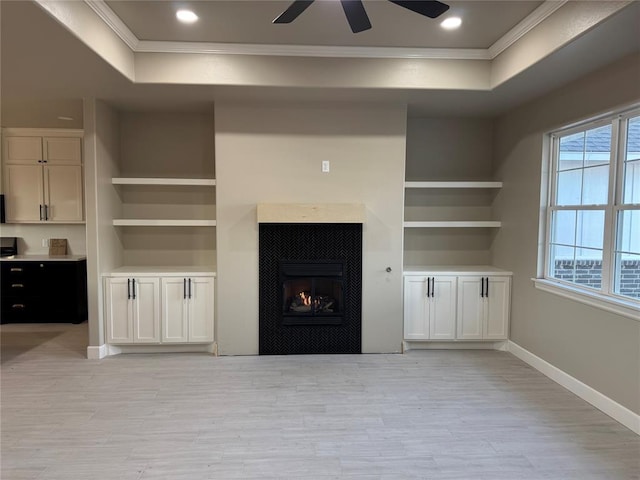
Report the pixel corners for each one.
[86,344,108,359]
[403,340,508,352]
[508,340,640,435]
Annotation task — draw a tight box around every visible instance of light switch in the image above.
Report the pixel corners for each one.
[322,160,330,173]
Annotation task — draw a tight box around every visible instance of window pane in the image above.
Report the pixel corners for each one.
[616,210,640,254]
[551,210,576,245]
[556,170,582,205]
[623,117,640,204]
[584,125,611,167]
[614,252,640,300]
[581,165,609,205]
[576,210,605,249]
[624,160,640,204]
[550,244,575,282]
[574,251,603,290]
[559,131,584,171]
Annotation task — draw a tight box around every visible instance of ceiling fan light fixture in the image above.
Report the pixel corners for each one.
[176,9,198,24]
[440,16,462,30]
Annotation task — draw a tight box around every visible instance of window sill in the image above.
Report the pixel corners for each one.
[532,278,640,322]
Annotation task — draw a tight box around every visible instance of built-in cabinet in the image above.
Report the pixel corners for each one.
[105,276,161,344]
[403,268,511,342]
[2,129,84,223]
[104,269,215,345]
[161,276,214,343]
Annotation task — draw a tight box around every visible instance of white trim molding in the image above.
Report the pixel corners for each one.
[533,278,640,322]
[508,340,640,435]
[82,0,563,61]
[86,344,108,359]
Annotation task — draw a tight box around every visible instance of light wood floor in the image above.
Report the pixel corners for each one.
[1,323,638,480]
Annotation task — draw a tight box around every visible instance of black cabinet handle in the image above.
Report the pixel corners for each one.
[480,277,485,298]
[39,205,44,221]
[485,278,489,298]
[183,278,187,299]
[426,277,430,298]
[44,205,49,221]
[132,279,137,300]
[188,278,192,299]
[127,279,131,300]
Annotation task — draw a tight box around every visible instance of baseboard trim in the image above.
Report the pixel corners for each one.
[507,340,640,435]
[86,344,108,359]
[403,340,508,352]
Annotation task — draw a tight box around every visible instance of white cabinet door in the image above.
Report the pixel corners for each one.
[3,136,42,164]
[44,165,83,222]
[188,277,214,342]
[162,277,189,343]
[404,275,456,341]
[457,276,484,340]
[43,137,82,165]
[484,276,510,340]
[4,165,44,222]
[105,278,134,344]
[429,276,457,340]
[132,278,161,343]
[403,276,428,340]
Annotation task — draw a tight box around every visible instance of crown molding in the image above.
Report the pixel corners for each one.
[488,0,568,58]
[84,0,139,50]
[136,40,490,60]
[83,0,562,61]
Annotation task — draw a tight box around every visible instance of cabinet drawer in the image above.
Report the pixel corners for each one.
[1,298,38,323]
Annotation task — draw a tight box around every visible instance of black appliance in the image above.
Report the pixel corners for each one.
[0,194,5,223]
[1,237,18,257]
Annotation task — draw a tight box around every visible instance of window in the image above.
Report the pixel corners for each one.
[543,107,639,309]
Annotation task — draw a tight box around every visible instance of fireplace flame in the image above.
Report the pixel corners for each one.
[298,291,311,306]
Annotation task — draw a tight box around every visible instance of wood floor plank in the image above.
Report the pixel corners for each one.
[1,323,638,479]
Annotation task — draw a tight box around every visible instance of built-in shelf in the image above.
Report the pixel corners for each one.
[112,177,216,186]
[113,219,217,227]
[107,266,216,276]
[404,221,502,228]
[405,181,502,189]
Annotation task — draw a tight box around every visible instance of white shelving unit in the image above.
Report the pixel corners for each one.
[113,219,216,227]
[403,181,502,229]
[112,176,216,227]
[112,177,216,187]
[405,181,502,189]
[404,221,501,228]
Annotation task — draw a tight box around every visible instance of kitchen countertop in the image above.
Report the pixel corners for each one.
[0,255,87,262]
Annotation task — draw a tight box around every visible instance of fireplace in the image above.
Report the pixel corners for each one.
[281,261,344,326]
[259,223,362,354]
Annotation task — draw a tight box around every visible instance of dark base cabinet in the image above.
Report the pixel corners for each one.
[1,259,88,324]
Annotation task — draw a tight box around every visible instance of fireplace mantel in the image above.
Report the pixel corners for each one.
[257,204,365,224]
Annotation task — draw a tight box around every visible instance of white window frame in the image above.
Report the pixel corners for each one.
[534,106,640,321]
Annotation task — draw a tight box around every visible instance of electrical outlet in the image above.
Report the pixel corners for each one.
[322,160,330,173]
[42,238,49,247]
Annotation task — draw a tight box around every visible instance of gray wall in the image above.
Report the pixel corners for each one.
[492,53,640,414]
[215,103,407,355]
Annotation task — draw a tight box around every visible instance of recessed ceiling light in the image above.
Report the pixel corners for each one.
[440,17,462,30]
[57,116,74,121]
[176,9,198,24]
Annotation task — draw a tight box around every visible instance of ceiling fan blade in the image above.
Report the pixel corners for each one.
[340,0,372,33]
[388,0,450,19]
[273,0,315,24]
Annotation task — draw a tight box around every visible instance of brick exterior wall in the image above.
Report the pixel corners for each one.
[553,260,640,299]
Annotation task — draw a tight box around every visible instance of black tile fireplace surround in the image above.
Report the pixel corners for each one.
[259,223,362,355]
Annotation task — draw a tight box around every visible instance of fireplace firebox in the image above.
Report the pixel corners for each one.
[281,261,344,326]
[259,223,362,354]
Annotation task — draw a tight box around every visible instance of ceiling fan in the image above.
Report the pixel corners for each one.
[273,0,450,34]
